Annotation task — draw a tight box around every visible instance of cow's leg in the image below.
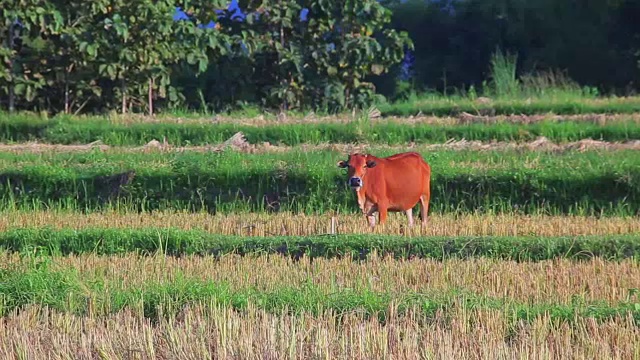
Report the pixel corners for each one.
[365,204,378,228]
[367,214,376,228]
[419,194,430,226]
[405,209,414,227]
[378,204,389,225]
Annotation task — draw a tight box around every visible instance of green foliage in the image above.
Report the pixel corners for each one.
[0,0,411,114]
[0,1,64,111]
[377,0,640,98]
[86,0,230,114]
[0,149,638,215]
[213,0,413,111]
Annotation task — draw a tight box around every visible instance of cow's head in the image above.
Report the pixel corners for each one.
[337,153,377,191]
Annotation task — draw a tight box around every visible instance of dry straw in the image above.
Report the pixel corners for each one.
[3,211,640,237]
[0,304,637,360]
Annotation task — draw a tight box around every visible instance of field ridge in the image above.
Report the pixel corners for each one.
[3,116,640,146]
[3,227,640,261]
[1,136,640,154]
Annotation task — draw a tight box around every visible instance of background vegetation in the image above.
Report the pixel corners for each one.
[377,0,640,99]
[2,0,640,116]
[0,0,410,115]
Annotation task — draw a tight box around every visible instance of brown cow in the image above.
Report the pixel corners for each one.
[337,152,431,228]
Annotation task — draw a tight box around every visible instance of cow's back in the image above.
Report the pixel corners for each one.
[370,152,430,211]
[383,152,430,178]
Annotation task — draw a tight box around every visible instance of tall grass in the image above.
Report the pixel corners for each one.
[488,48,521,98]
[378,48,616,117]
[485,49,595,100]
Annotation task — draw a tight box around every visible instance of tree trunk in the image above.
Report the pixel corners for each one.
[8,21,15,113]
[148,77,154,116]
[64,72,70,114]
[64,63,76,114]
[8,79,15,113]
[345,86,350,109]
[280,24,287,111]
[121,78,127,114]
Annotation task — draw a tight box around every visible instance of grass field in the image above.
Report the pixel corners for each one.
[1,104,640,358]
[377,94,640,117]
[0,148,638,215]
[4,227,640,260]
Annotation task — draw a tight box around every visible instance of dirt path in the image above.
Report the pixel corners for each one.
[0,135,639,154]
[96,111,640,126]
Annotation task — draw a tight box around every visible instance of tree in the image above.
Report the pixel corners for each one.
[0,2,64,112]
[86,0,229,115]
[237,0,412,111]
[44,0,101,114]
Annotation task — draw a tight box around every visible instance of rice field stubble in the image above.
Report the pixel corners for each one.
[1,252,640,359]
[4,211,640,237]
[0,304,638,360]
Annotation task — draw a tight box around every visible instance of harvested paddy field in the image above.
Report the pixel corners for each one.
[3,252,640,305]
[1,109,639,359]
[0,253,639,359]
[2,305,638,359]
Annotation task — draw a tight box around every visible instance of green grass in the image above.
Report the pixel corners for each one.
[2,112,640,146]
[376,48,631,117]
[1,262,638,325]
[377,95,640,117]
[0,149,638,215]
[3,227,640,261]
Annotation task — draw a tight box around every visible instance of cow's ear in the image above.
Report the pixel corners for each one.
[366,160,377,168]
[337,160,348,168]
